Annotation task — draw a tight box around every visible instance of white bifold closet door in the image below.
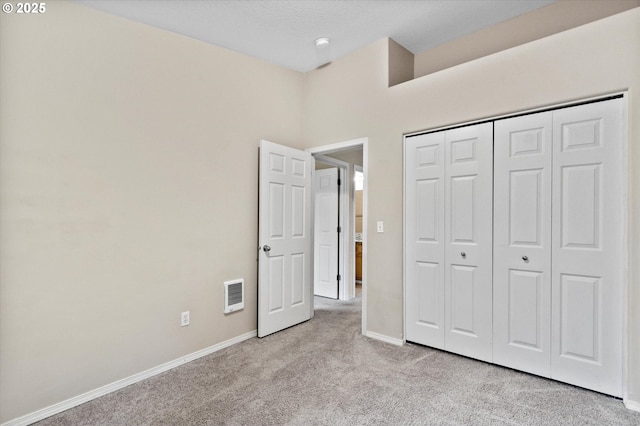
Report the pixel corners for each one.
[405,131,446,349]
[493,98,624,396]
[550,100,624,397]
[493,112,553,377]
[405,123,493,362]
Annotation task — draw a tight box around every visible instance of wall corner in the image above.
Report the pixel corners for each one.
[388,38,414,87]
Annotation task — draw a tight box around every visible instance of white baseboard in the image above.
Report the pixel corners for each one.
[2,330,257,426]
[624,398,640,412]
[364,330,404,346]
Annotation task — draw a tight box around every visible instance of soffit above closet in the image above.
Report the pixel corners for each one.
[73,0,555,72]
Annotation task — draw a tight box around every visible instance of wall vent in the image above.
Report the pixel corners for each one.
[224,279,244,313]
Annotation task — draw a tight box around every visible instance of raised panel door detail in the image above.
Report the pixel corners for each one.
[450,175,475,243]
[416,262,439,326]
[268,256,285,313]
[450,265,476,336]
[559,274,600,363]
[416,179,438,242]
[269,153,285,173]
[416,144,440,168]
[508,270,542,350]
[291,185,305,238]
[561,164,601,249]
[291,253,304,306]
[269,183,285,239]
[292,158,306,177]
[510,128,543,157]
[450,138,476,163]
[510,169,542,246]
[319,174,331,190]
[561,119,602,151]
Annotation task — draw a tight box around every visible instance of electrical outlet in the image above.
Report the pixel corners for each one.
[181,311,190,327]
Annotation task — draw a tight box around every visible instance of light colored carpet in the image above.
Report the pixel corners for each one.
[37,294,640,425]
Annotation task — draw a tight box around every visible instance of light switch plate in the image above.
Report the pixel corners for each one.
[377,221,384,233]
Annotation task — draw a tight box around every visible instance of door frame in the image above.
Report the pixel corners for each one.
[307,137,368,336]
[313,155,350,300]
[354,164,364,288]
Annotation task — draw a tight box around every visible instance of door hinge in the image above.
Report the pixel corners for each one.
[337,178,341,186]
[337,275,341,281]
[337,226,342,233]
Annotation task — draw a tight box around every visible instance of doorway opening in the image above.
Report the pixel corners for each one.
[307,138,367,335]
[313,157,346,300]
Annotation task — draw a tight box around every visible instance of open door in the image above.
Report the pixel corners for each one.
[258,140,313,337]
[313,167,339,299]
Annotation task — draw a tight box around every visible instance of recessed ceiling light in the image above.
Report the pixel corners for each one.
[315,37,330,48]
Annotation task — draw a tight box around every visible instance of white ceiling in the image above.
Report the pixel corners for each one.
[74,0,556,72]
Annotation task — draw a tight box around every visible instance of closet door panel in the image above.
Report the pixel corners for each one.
[444,123,493,362]
[405,132,446,348]
[551,99,624,397]
[493,113,552,376]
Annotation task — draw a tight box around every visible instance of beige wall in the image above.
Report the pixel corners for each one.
[414,0,640,78]
[388,38,414,86]
[0,2,303,422]
[303,9,640,406]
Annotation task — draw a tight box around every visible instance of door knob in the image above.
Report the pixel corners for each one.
[522,256,529,262]
[461,252,466,259]
[263,245,271,253]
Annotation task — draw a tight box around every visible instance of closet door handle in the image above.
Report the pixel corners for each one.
[461,252,466,259]
[522,256,529,262]
[263,245,271,253]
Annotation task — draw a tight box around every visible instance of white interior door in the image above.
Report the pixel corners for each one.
[444,123,493,362]
[314,167,339,299]
[405,131,446,349]
[258,140,313,338]
[493,112,552,376]
[550,99,624,397]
